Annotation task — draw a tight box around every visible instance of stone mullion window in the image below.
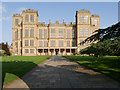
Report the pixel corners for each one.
[30,49,34,53]
[72,40,75,47]
[80,28,83,37]
[44,29,47,38]
[50,29,55,38]
[66,30,70,38]
[30,27,34,37]
[44,41,47,47]
[72,29,75,38]
[25,40,29,46]
[94,19,97,26]
[80,15,83,23]
[50,40,55,47]
[84,15,88,23]
[59,29,63,38]
[25,28,29,37]
[30,15,34,22]
[30,40,34,46]
[59,40,63,47]
[39,29,42,38]
[15,31,18,40]
[15,19,18,26]
[25,14,29,22]
[67,41,70,47]
[84,28,88,37]
[25,49,29,53]
[39,41,43,47]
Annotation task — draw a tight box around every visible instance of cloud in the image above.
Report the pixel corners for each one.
[16,7,27,13]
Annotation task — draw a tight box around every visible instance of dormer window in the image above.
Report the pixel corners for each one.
[25,14,29,22]
[30,15,34,22]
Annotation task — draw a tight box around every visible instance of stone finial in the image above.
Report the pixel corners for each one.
[49,19,51,25]
[55,21,59,25]
[69,22,72,26]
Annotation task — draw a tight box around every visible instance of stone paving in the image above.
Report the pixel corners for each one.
[5,56,120,88]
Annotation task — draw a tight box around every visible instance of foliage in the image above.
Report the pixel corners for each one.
[65,56,120,81]
[80,22,120,57]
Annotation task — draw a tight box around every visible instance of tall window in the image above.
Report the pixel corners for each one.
[72,29,75,38]
[90,29,93,36]
[67,41,70,47]
[39,29,42,38]
[25,28,29,37]
[39,41,42,47]
[44,41,47,47]
[25,14,29,22]
[84,15,88,23]
[84,28,88,37]
[30,15,34,22]
[50,40,55,47]
[25,49,29,53]
[59,29,63,38]
[50,29,55,38]
[80,28,83,37]
[72,40,75,47]
[15,31,18,40]
[20,29,22,39]
[15,19,18,25]
[30,27,34,37]
[25,40,29,46]
[94,19,97,26]
[80,15,83,22]
[59,40,63,47]
[66,29,70,38]
[30,49,34,53]
[30,40,34,46]
[44,29,47,38]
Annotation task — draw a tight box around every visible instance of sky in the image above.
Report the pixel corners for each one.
[1,2,119,45]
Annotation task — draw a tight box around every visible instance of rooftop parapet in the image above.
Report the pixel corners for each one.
[91,14,99,17]
[77,9,90,13]
[13,13,22,17]
[23,9,38,16]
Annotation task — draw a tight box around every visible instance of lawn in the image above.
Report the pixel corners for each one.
[64,56,120,81]
[1,56,51,86]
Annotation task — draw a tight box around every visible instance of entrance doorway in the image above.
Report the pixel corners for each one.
[56,51,58,55]
[55,49,59,55]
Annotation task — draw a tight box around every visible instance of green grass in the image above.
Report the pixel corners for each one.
[64,56,120,81]
[1,56,51,85]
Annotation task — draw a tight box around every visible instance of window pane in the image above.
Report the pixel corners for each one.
[84,15,88,23]
[72,40,75,47]
[30,40,34,46]
[80,15,83,22]
[15,19,18,25]
[67,41,70,47]
[39,41,43,47]
[50,40,55,47]
[50,29,55,38]
[84,28,88,37]
[25,40,29,46]
[44,41,47,47]
[67,29,70,38]
[15,31,18,40]
[25,49,29,53]
[44,29,47,38]
[94,19,97,26]
[25,15,29,22]
[30,27,34,37]
[30,49,34,53]
[80,28,83,37]
[59,40,63,47]
[25,28,29,37]
[59,29,63,38]
[30,15,34,22]
[39,29,42,38]
[72,29,75,38]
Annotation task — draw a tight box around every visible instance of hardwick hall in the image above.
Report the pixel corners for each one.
[12,9,99,56]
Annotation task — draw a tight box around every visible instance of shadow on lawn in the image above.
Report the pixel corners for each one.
[2,61,37,88]
[2,59,120,89]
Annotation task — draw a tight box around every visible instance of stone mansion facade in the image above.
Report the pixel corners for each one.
[12,9,99,56]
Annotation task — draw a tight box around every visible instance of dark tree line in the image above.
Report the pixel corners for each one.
[80,22,120,57]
